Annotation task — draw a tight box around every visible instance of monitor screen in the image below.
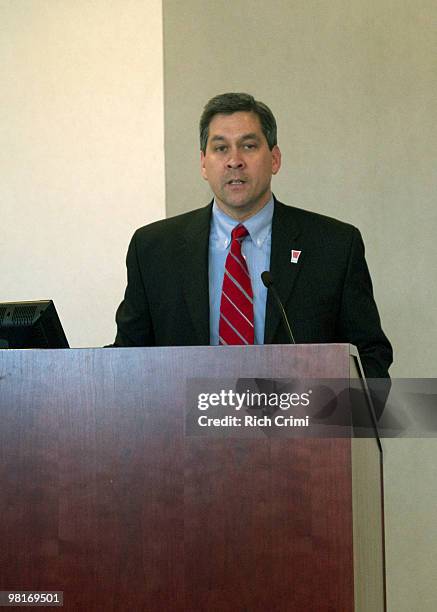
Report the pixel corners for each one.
[0,300,69,349]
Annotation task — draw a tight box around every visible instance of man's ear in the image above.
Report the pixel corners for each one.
[200,151,208,180]
[271,145,281,175]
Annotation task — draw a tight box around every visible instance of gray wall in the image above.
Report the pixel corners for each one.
[163,1,437,610]
[163,0,437,379]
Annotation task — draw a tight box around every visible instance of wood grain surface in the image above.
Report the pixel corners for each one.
[0,345,364,611]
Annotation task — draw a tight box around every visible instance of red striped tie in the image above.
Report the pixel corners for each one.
[219,224,254,345]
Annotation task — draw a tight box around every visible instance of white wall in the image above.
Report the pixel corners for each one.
[0,0,165,347]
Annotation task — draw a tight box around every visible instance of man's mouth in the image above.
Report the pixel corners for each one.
[227,179,246,185]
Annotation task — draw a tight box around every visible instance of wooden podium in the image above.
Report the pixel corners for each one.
[0,345,385,611]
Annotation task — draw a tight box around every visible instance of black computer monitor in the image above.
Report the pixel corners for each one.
[0,300,69,348]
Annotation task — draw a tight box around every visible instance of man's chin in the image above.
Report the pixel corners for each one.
[215,196,268,221]
[217,196,250,211]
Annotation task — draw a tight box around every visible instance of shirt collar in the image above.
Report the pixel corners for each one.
[210,197,274,249]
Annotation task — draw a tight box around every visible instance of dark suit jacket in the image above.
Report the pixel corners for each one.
[114,199,392,380]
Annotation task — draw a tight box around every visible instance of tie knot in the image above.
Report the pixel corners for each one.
[231,224,249,242]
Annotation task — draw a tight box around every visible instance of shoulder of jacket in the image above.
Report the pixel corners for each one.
[275,199,359,237]
[132,203,212,242]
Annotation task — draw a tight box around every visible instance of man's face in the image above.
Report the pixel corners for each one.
[200,111,281,220]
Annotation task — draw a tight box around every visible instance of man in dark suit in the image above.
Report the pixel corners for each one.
[113,92,392,384]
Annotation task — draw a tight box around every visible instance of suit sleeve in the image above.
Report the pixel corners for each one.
[113,231,155,347]
[339,228,393,380]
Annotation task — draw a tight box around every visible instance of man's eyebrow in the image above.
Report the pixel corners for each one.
[209,133,261,143]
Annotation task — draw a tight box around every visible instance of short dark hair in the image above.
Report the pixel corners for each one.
[199,92,277,153]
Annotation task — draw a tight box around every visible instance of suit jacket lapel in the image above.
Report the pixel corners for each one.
[175,199,303,345]
[264,200,303,343]
[178,203,212,345]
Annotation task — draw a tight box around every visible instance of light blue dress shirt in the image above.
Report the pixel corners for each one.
[209,198,273,345]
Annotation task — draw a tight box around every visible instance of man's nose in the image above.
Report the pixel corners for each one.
[226,152,245,169]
